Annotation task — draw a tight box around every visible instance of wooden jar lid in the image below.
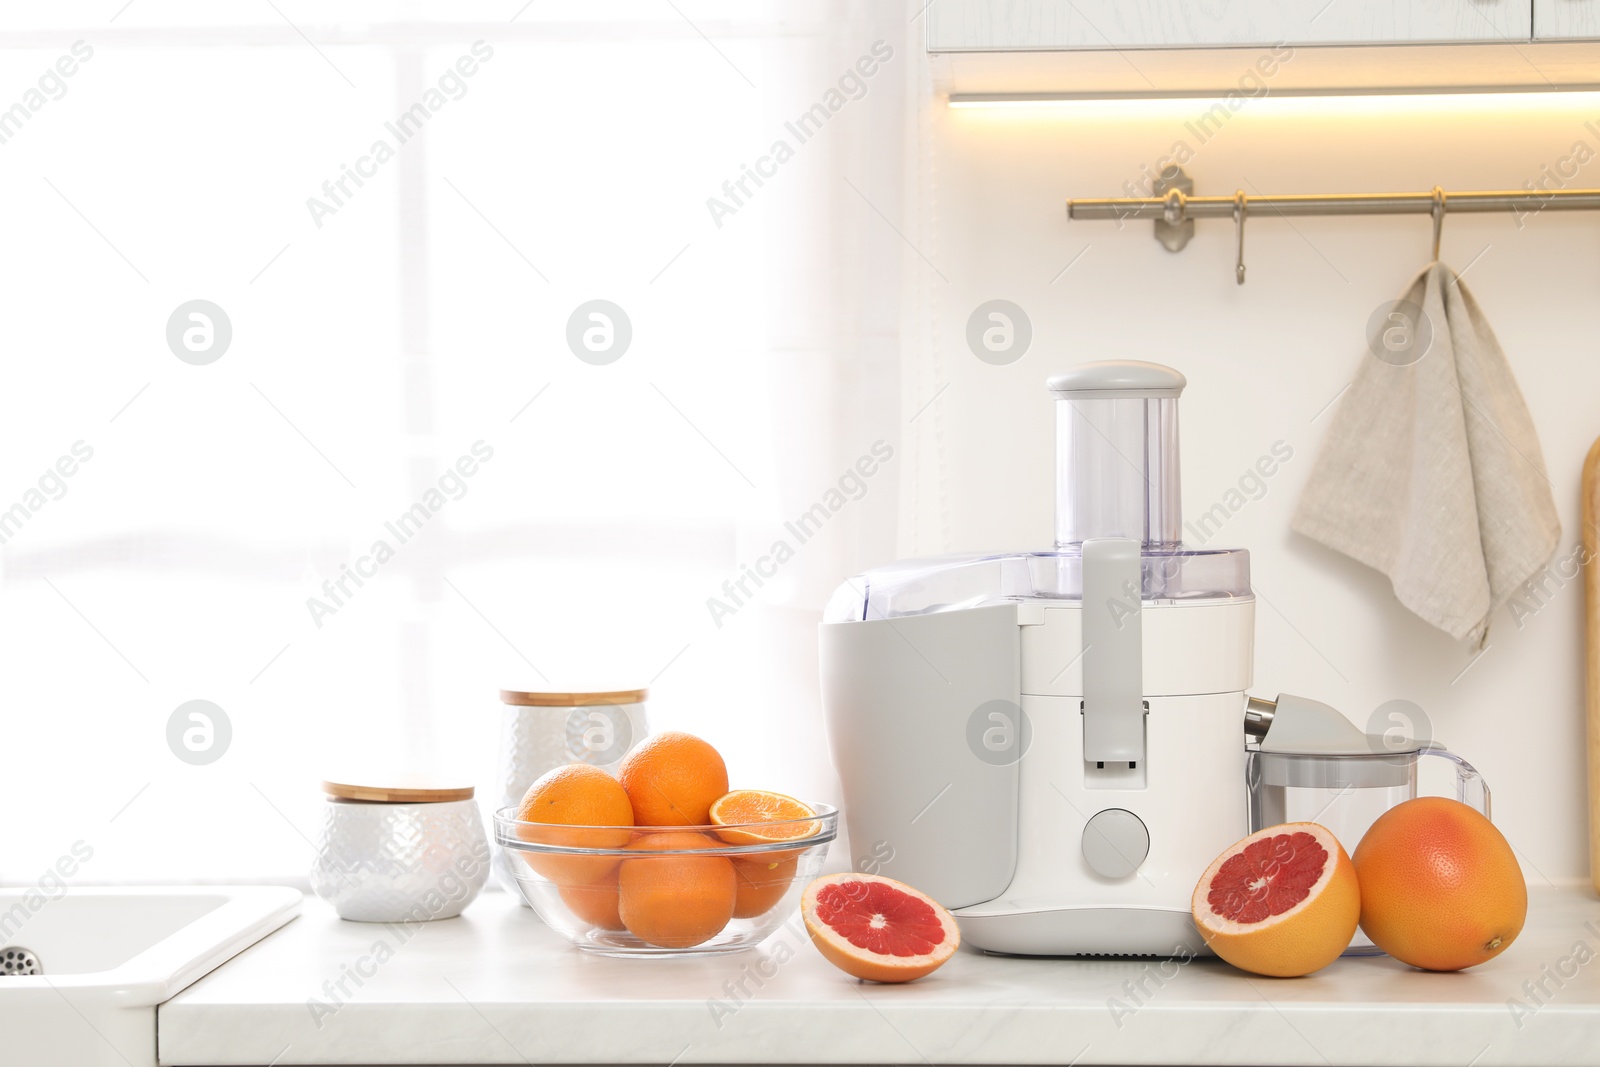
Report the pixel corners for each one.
[499,688,647,707]
[321,778,475,803]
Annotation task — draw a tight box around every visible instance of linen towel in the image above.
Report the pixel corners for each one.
[1292,262,1560,646]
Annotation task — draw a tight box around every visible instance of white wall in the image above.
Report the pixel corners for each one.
[906,85,1600,883]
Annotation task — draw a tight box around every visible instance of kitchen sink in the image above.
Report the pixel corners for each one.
[0,885,300,1067]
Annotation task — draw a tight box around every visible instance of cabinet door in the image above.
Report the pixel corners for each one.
[1535,0,1600,37]
[926,1,1533,52]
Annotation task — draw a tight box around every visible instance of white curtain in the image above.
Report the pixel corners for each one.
[0,1,910,885]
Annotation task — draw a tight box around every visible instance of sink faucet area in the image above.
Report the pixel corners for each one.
[0,887,299,1067]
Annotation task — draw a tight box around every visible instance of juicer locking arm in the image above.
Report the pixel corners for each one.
[1081,538,1147,764]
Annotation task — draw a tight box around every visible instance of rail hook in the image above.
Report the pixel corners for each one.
[1233,190,1248,285]
[1431,186,1447,262]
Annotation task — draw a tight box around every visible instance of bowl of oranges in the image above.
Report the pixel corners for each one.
[495,731,837,956]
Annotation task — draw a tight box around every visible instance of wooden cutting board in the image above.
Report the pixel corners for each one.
[1584,436,1600,894]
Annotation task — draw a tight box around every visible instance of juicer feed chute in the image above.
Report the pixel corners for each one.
[1049,362,1185,549]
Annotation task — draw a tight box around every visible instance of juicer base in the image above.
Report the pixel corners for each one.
[953,904,1212,958]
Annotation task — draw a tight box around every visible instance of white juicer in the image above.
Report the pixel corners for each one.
[819,361,1255,955]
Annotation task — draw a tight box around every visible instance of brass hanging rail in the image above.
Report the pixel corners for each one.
[1067,187,1600,220]
[1065,167,1600,285]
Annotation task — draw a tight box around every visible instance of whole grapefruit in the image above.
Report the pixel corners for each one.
[1352,797,1525,971]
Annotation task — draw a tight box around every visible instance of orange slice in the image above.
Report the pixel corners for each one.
[708,790,819,845]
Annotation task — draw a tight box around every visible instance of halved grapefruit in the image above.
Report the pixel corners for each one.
[1191,822,1359,977]
[801,874,959,983]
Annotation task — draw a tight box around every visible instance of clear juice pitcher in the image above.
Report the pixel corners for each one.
[1245,695,1490,955]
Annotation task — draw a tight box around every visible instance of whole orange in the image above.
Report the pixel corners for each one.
[618,831,736,948]
[515,764,634,885]
[731,853,799,918]
[617,732,728,826]
[559,867,625,931]
[1352,797,1526,971]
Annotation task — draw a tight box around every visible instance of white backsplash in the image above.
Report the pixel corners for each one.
[906,88,1600,882]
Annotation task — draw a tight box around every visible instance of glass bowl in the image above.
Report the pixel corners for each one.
[494,804,836,956]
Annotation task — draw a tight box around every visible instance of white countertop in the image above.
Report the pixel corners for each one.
[160,885,1600,1066]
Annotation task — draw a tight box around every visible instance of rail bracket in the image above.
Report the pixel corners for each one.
[1153,166,1194,253]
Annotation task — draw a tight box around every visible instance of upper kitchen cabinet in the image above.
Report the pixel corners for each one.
[930,1,1600,97]
[926,1,1533,51]
[1536,0,1600,38]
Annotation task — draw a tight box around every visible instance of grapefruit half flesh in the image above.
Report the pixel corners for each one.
[801,874,959,983]
[1191,822,1359,977]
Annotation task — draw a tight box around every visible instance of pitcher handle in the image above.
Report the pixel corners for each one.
[1418,745,1491,819]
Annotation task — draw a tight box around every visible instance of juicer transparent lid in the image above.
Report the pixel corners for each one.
[823,547,1250,622]
[824,361,1250,623]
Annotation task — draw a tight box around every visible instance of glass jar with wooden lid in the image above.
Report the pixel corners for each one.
[493,688,649,901]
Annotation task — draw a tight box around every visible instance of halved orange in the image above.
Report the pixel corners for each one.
[708,790,820,845]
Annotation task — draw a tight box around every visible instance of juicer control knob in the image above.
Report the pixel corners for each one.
[1081,808,1149,879]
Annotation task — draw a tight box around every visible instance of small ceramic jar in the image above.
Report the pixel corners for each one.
[310,779,490,923]
[494,688,648,899]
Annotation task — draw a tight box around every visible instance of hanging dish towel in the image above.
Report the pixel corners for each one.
[1292,261,1560,646]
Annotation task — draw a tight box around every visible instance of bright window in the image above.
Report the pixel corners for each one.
[0,2,904,885]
